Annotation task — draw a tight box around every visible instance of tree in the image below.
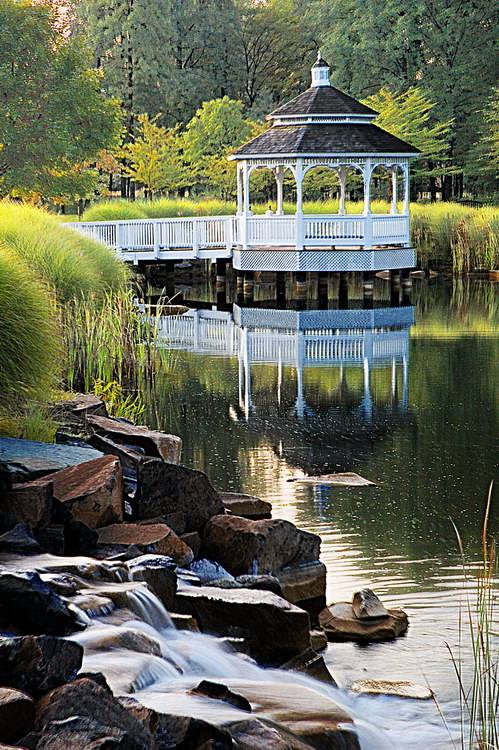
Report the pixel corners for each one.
[0,0,121,198]
[183,97,264,197]
[362,87,452,173]
[121,114,190,197]
[306,0,497,197]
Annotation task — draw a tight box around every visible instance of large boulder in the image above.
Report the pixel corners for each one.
[0,688,35,743]
[0,524,43,555]
[174,585,311,664]
[0,438,102,484]
[35,677,153,750]
[0,481,53,531]
[0,571,85,635]
[97,523,193,566]
[135,461,224,532]
[218,492,272,520]
[202,516,321,577]
[319,603,409,643]
[277,561,327,615]
[29,456,124,529]
[87,415,182,464]
[0,636,83,695]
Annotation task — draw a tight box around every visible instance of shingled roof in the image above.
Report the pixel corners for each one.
[268,85,378,119]
[234,123,420,157]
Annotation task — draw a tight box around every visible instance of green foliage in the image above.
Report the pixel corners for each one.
[0,244,60,405]
[0,0,122,199]
[362,88,453,174]
[184,97,254,162]
[121,114,190,196]
[0,202,127,302]
[93,379,144,421]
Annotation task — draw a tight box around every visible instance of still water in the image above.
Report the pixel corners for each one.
[145,276,498,746]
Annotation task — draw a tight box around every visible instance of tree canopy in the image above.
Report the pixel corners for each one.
[0,0,121,199]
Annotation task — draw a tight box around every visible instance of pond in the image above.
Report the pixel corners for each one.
[143,275,498,748]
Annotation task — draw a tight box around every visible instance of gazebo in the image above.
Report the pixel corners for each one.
[230,53,420,274]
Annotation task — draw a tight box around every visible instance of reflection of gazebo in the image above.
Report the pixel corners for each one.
[230,53,419,274]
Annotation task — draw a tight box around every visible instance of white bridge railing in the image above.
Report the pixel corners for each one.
[67,213,410,257]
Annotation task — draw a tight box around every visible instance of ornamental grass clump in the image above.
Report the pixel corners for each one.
[0,244,60,405]
[81,200,148,222]
[0,202,127,301]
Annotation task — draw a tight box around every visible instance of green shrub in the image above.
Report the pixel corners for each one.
[0,243,60,404]
[82,200,148,222]
[0,202,127,301]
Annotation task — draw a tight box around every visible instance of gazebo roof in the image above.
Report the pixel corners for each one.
[234,122,420,157]
[232,53,420,160]
[268,85,377,119]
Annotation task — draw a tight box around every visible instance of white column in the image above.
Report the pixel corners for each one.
[241,161,250,250]
[338,166,347,215]
[295,160,304,250]
[275,166,284,215]
[363,160,373,248]
[236,164,243,215]
[390,167,398,215]
[403,162,410,214]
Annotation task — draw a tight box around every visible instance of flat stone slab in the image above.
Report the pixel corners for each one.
[319,602,408,643]
[351,679,433,700]
[0,438,102,483]
[288,472,375,486]
[87,415,182,464]
[218,492,272,519]
[352,589,390,620]
[97,522,193,566]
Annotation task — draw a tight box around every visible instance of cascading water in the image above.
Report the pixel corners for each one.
[2,552,459,749]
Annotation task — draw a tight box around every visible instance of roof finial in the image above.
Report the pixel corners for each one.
[311,50,330,88]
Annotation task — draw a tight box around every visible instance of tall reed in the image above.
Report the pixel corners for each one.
[447,483,498,750]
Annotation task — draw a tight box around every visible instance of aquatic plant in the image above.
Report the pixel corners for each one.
[0,202,127,301]
[0,243,60,405]
[447,484,498,750]
[93,379,145,421]
[62,288,173,395]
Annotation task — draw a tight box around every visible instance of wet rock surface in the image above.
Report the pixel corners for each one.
[97,522,193,565]
[0,636,83,695]
[352,589,390,620]
[87,415,182,464]
[0,438,103,484]
[319,602,409,643]
[190,679,252,712]
[351,679,433,699]
[0,482,53,531]
[0,687,35,743]
[127,554,177,609]
[218,492,272,520]
[202,515,321,577]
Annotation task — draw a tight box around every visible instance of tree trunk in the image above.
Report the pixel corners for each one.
[442,174,452,201]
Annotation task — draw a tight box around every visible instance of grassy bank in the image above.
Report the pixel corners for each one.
[0,202,129,420]
[81,198,498,272]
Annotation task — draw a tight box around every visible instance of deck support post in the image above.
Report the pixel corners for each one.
[318,273,329,308]
[276,272,286,304]
[243,270,254,302]
[339,273,349,308]
[401,268,412,304]
[390,269,401,306]
[363,271,374,308]
[363,160,373,248]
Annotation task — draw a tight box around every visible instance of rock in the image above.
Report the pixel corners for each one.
[0,438,103,484]
[352,589,390,620]
[282,647,336,685]
[35,677,153,750]
[310,628,328,652]
[34,524,65,555]
[0,524,43,555]
[174,585,311,664]
[190,680,252,712]
[170,613,200,631]
[0,636,83,695]
[0,571,86,635]
[118,697,232,749]
[319,603,409,643]
[288,472,375,486]
[219,492,272,520]
[136,461,223,532]
[189,558,234,583]
[180,531,201,557]
[87,432,145,473]
[202,516,321,577]
[39,573,79,598]
[0,482,53,530]
[236,574,283,596]
[84,629,162,656]
[71,593,115,617]
[127,554,177,609]
[226,682,360,750]
[0,688,35,742]
[63,393,108,418]
[31,456,124,529]
[226,718,311,750]
[277,562,327,615]
[87,415,182,464]
[97,523,193,566]
[350,679,433,700]
[63,519,99,555]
